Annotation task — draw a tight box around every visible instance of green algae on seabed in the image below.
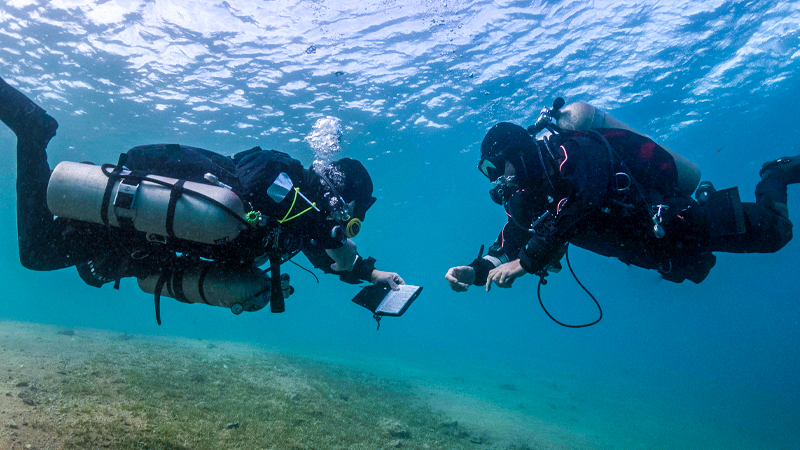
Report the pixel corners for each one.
[1,323,542,450]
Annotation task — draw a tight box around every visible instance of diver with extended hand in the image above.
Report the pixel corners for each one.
[446,98,796,294]
[1,76,405,323]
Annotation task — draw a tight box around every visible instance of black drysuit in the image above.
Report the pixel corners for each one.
[2,77,376,293]
[470,129,793,284]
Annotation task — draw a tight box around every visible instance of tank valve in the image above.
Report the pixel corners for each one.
[694,181,715,204]
[204,173,233,190]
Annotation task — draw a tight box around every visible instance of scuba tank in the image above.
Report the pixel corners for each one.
[48,159,298,319]
[551,101,701,197]
[47,161,249,245]
[137,260,273,315]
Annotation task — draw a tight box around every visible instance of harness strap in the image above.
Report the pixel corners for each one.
[649,189,663,208]
[113,257,130,290]
[586,130,655,211]
[269,253,284,313]
[117,218,134,230]
[172,262,189,304]
[100,178,115,225]
[166,180,187,238]
[535,140,555,189]
[153,268,172,326]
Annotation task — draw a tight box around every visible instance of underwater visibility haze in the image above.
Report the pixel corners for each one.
[1,0,800,448]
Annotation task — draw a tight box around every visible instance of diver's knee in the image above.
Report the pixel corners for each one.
[18,247,58,272]
[19,251,44,271]
[763,218,793,253]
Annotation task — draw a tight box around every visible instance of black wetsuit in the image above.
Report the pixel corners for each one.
[1,77,375,291]
[471,129,793,284]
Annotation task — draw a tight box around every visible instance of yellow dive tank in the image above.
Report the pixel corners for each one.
[137,260,271,314]
[556,102,701,197]
[47,161,248,245]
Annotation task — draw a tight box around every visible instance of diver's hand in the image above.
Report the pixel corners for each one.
[445,266,475,292]
[486,260,525,291]
[326,238,358,272]
[371,270,405,291]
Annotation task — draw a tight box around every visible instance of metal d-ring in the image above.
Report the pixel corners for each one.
[613,172,631,191]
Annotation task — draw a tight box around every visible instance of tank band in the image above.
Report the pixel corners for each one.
[198,263,212,305]
[101,154,130,226]
[101,165,124,226]
[166,180,186,238]
[171,262,188,304]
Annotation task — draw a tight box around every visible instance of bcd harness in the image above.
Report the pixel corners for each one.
[52,151,311,324]
[581,128,675,239]
[518,125,703,280]
[541,127,742,282]
[115,151,289,322]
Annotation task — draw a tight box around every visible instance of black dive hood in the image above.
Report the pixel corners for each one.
[306,159,377,220]
[480,122,561,193]
[327,158,376,221]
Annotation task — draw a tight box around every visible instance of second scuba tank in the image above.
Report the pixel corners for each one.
[137,260,271,314]
[554,102,701,196]
[47,161,248,245]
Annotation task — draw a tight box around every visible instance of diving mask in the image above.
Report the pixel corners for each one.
[478,155,504,180]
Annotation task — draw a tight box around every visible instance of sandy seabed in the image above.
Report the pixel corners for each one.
[0,321,570,450]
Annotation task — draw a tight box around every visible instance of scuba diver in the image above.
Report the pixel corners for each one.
[1,76,405,324]
[446,98,797,294]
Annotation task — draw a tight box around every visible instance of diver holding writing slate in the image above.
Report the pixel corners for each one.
[2,76,418,327]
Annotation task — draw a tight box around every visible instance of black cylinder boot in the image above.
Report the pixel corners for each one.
[761,156,800,185]
[0,76,58,142]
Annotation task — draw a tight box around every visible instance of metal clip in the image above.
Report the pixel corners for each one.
[373,314,382,331]
[146,233,168,244]
[651,204,669,238]
[130,250,150,260]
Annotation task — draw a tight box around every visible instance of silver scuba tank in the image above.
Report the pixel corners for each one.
[46,161,248,245]
[137,260,270,314]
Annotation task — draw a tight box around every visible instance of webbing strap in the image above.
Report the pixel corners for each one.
[172,262,189,304]
[100,154,128,226]
[153,268,171,326]
[269,253,284,313]
[198,263,212,305]
[100,180,114,225]
[118,216,135,231]
[166,180,186,238]
[587,130,653,208]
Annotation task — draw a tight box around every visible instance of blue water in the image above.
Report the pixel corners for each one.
[2,1,800,448]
